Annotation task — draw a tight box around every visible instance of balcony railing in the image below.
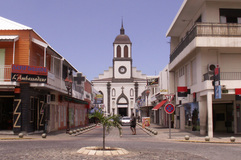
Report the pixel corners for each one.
[0,65,11,82]
[203,72,241,81]
[170,23,241,63]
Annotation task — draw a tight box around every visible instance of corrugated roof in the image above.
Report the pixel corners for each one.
[0,35,19,41]
[0,16,32,30]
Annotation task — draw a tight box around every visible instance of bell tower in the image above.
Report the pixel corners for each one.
[113,21,133,82]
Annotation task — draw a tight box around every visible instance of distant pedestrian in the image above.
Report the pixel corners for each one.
[130,113,136,135]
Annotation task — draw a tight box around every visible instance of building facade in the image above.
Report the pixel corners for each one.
[0,17,89,134]
[166,0,241,137]
[92,24,147,117]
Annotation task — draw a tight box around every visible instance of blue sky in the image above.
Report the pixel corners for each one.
[0,0,183,80]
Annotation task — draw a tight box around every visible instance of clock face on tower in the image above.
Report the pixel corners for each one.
[118,66,127,74]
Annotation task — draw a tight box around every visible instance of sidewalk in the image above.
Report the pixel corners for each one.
[147,123,241,143]
[1,124,241,144]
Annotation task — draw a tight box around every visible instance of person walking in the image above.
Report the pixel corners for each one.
[130,113,136,135]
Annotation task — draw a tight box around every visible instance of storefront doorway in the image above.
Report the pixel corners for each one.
[213,103,233,133]
[0,97,13,130]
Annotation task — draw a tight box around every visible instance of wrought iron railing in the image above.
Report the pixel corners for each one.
[170,23,241,63]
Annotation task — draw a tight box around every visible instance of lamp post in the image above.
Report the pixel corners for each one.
[146,89,150,117]
[65,77,72,133]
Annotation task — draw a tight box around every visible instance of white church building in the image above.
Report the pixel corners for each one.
[92,24,147,117]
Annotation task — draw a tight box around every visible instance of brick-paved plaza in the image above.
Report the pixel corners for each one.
[1,125,241,160]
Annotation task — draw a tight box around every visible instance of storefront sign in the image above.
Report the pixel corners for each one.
[11,74,47,83]
[11,64,48,83]
[12,64,48,76]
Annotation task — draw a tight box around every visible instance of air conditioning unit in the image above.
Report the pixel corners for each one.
[207,64,216,72]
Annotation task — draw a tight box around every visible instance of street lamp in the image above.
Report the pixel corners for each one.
[146,89,150,117]
[65,77,72,133]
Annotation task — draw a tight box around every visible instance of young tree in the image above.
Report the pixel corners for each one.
[89,110,122,150]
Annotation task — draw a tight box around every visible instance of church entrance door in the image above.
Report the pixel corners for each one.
[118,108,128,117]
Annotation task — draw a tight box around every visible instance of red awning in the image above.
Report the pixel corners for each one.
[152,99,167,110]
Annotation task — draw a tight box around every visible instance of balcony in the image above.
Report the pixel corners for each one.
[0,65,11,82]
[203,72,241,81]
[170,23,241,63]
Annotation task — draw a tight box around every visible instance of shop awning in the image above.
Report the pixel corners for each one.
[152,99,167,110]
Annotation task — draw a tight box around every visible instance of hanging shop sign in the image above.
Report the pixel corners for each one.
[147,77,159,86]
[96,94,103,104]
[11,64,48,83]
[235,88,241,100]
[177,86,188,97]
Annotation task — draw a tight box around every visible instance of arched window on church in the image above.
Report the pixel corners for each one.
[117,45,121,58]
[112,88,116,97]
[124,45,128,58]
[130,88,134,97]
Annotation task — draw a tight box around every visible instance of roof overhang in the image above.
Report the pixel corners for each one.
[0,35,19,42]
[32,38,48,48]
[166,0,204,37]
[166,0,241,37]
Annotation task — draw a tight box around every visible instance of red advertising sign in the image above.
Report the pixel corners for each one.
[12,64,48,76]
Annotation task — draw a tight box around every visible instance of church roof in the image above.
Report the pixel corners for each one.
[113,22,131,44]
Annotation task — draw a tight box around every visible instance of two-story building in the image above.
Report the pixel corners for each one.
[166,0,241,137]
[0,16,89,134]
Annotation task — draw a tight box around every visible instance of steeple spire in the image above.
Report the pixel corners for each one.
[120,18,125,35]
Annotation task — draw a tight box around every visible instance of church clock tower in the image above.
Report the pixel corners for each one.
[113,22,133,82]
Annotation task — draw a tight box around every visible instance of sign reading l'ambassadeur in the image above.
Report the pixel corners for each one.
[11,64,48,83]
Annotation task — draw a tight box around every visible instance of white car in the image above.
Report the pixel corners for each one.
[120,117,131,126]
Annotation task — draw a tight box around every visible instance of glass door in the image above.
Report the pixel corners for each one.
[0,49,5,81]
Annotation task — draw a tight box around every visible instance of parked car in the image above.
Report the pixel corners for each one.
[120,116,131,126]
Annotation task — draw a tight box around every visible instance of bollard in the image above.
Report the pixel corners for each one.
[230,136,235,142]
[73,130,76,134]
[184,135,190,140]
[18,133,24,138]
[69,131,73,135]
[205,136,210,142]
[42,133,47,138]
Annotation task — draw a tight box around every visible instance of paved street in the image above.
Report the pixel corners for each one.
[1,125,241,160]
